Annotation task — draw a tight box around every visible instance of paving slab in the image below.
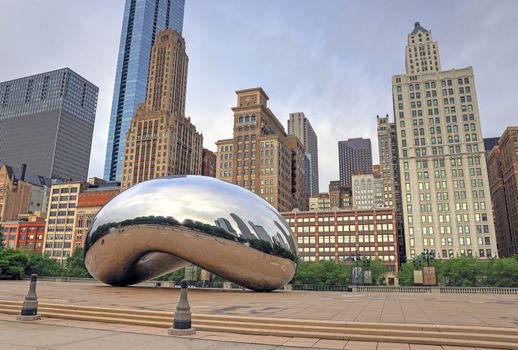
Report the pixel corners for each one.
[2,281,518,328]
[343,340,378,350]
[312,339,348,349]
[0,320,329,350]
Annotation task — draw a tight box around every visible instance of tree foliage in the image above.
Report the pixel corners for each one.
[0,249,28,278]
[398,255,518,287]
[63,247,90,278]
[292,260,387,287]
[0,247,89,279]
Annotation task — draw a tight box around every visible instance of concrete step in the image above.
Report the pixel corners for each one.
[3,300,518,336]
[3,300,517,335]
[1,300,517,349]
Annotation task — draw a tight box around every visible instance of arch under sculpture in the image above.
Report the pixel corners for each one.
[84,176,298,291]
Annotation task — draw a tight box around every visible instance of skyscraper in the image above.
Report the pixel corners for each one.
[483,137,500,154]
[487,126,518,257]
[351,174,384,210]
[393,22,497,259]
[104,0,186,181]
[0,68,98,181]
[121,29,202,190]
[215,88,308,212]
[338,137,372,187]
[405,22,441,74]
[377,114,406,262]
[287,112,319,196]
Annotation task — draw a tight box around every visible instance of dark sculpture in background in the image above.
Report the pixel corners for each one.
[84,176,298,291]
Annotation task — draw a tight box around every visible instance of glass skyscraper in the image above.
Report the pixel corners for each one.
[104,0,185,181]
[0,68,98,181]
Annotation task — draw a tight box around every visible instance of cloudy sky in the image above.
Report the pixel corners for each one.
[1,0,517,190]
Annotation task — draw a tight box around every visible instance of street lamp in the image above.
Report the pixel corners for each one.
[352,250,362,287]
[421,249,435,266]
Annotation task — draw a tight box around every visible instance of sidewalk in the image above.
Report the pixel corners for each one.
[0,319,327,350]
[0,316,499,350]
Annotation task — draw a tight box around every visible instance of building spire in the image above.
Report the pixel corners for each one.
[411,21,429,35]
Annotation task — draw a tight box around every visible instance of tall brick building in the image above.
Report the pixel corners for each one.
[202,149,217,177]
[487,126,518,257]
[216,88,308,212]
[74,183,119,249]
[282,209,398,271]
[121,29,202,190]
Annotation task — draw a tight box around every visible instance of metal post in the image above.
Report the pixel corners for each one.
[168,279,196,335]
[17,274,41,321]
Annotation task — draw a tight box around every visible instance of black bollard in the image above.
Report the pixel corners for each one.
[168,279,195,335]
[17,274,41,321]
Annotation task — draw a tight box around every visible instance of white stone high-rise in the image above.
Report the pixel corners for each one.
[393,22,497,259]
[405,22,441,74]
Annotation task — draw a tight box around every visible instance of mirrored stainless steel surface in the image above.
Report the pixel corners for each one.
[84,175,298,291]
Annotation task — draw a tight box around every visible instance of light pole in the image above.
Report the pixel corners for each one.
[353,250,361,287]
[421,249,435,266]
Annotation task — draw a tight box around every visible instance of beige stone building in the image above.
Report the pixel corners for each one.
[43,178,120,260]
[352,174,385,210]
[215,88,308,212]
[405,22,441,74]
[393,22,497,259]
[121,29,202,190]
[309,193,331,211]
[43,181,86,261]
[0,164,50,223]
[487,126,518,257]
[308,181,352,212]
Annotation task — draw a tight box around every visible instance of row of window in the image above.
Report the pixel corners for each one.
[300,246,395,253]
[408,248,492,259]
[300,255,396,262]
[285,214,393,223]
[52,187,78,194]
[2,226,44,233]
[50,195,77,202]
[409,236,491,248]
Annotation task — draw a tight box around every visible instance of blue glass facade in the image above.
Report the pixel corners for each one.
[104,0,185,181]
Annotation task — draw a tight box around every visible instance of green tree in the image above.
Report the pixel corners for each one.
[367,259,387,285]
[25,251,65,276]
[438,256,482,286]
[397,261,415,286]
[63,247,90,278]
[156,268,186,281]
[0,224,5,250]
[292,261,351,286]
[0,249,28,279]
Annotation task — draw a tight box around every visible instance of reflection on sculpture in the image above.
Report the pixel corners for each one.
[84,176,298,291]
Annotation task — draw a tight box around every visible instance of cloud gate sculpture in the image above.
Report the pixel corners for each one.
[84,176,298,291]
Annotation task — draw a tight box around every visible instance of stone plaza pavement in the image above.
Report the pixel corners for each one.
[0,319,324,350]
[0,315,502,350]
[1,281,518,328]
